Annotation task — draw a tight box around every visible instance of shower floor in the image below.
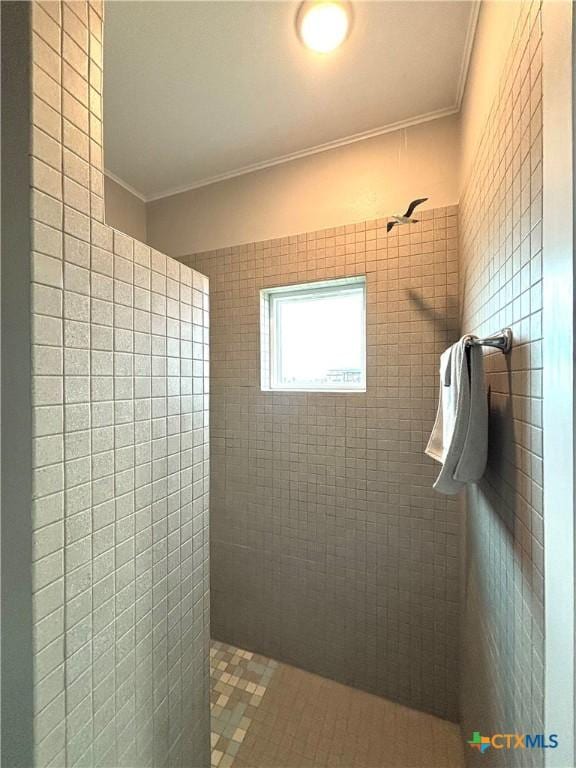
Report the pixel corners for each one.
[210,641,464,768]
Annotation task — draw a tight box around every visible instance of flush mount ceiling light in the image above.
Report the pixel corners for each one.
[296,1,353,54]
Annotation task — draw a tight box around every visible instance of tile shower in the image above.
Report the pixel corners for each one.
[185,206,461,722]
[4,0,555,766]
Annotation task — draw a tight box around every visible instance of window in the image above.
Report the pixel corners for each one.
[261,277,366,392]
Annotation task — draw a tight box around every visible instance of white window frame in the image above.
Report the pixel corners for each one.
[260,276,366,393]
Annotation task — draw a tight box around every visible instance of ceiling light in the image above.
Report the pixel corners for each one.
[297,2,352,54]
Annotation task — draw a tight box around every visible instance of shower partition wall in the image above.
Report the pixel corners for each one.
[3,3,212,766]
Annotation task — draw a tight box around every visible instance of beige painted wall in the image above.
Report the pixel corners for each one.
[147,113,459,257]
[459,0,522,186]
[103,1,522,258]
[104,174,148,243]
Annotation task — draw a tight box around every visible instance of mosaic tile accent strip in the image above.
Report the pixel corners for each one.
[210,640,278,768]
[186,207,461,722]
[459,3,544,767]
[210,642,464,768]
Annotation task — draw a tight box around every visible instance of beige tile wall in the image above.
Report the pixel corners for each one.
[185,207,462,721]
[458,1,544,765]
[29,2,211,765]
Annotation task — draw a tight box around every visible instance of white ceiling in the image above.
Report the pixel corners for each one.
[104,1,477,201]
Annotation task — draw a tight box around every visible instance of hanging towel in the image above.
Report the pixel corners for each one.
[425,336,488,495]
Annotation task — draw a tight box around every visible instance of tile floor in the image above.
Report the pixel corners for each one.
[210,640,464,768]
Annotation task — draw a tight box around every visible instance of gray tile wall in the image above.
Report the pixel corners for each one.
[459,2,544,765]
[29,2,211,765]
[185,207,462,721]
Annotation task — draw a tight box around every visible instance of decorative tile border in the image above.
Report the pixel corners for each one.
[210,640,464,768]
[210,641,278,768]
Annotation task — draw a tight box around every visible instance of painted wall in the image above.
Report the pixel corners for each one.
[458,2,544,765]
[104,174,147,243]
[459,0,522,187]
[148,114,459,257]
[185,205,462,722]
[27,2,211,765]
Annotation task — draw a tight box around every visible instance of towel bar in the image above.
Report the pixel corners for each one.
[464,328,513,354]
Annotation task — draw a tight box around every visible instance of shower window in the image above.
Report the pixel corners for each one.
[261,276,366,392]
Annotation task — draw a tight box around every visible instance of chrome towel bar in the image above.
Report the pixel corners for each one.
[464,328,513,354]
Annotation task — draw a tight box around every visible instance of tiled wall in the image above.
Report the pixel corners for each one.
[185,207,462,721]
[458,2,544,765]
[29,2,211,765]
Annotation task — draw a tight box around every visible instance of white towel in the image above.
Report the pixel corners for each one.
[425,336,488,495]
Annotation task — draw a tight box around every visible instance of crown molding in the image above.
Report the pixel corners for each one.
[105,4,480,205]
[456,0,481,109]
[144,105,460,202]
[103,169,147,202]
